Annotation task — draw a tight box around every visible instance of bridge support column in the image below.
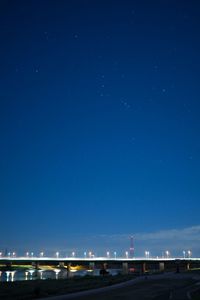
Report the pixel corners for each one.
[67,263,71,278]
[32,262,40,279]
[89,262,95,275]
[142,262,146,274]
[122,262,128,275]
[59,262,65,268]
[159,262,165,272]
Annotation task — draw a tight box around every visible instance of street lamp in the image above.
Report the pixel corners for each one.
[145,251,150,259]
[26,252,29,257]
[72,251,75,258]
[188,250,192,258]
[40,252,44,257]
[31,252,34,257]
[114,251,117,259]
[12,252,16,257]
[165,250,170,258]
[0,252,2,257]
[106,251,110,258]
[125,251,128,259]
[88,251,92,258]
[183,250,186,258]
[56,252,59,258]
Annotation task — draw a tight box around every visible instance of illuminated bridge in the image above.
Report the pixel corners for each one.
[1,257,200,275]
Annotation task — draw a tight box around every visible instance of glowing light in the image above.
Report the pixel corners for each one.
[54,268,61,279]
[56,252,59,258]
[25,271,28,280]
[125,251,128,258]
[6,271,11,281]
[114,251,117,259]
[10,271,16,282]
[40,252,44,257]
[165,250,170,258]
[145,251,150,258]
[38,270,43,279]
[29,269,35,277]
[106,251,110,258]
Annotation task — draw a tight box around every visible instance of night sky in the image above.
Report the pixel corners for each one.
[1,1,200,256]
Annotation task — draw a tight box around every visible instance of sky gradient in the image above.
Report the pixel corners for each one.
[0,0,200,255]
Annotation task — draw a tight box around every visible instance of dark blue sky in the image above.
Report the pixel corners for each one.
[0,0,200,254]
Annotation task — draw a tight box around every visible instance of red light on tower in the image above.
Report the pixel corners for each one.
[130,236,134,258]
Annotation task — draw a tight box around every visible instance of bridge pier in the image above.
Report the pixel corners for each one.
[159,262,165,272]
[122,262,128,274]
[89,262,95,273]
[67,263,71,278]
[32,261,40,279]
[59,262,65,268]
[142,262,146,273]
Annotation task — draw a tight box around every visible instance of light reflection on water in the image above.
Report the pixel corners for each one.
[0,269,121,282]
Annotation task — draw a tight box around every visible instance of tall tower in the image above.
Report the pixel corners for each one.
[129,236,134,258]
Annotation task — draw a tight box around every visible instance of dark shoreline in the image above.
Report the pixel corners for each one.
[0,274,137,300]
